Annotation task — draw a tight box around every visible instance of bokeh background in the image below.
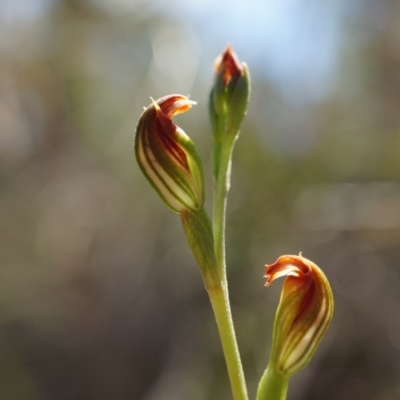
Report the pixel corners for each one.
[1,0,400,399]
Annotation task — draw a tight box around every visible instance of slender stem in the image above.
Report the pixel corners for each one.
[256,367,288,400]
[213,140,235,273]
[210,133,248,400]
[207,280,249,400]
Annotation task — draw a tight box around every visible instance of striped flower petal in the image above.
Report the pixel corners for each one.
[135,95,204,213]
[264,254,334,377]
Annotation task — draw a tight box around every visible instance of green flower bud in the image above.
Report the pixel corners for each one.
[209,46,250,179]
[135,95,204,213]
[209,45,250,142]
[265,254,334,377]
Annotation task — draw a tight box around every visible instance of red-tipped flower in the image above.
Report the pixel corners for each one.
[135,95,204,213]
[265,254,334,377]
[210,45,250,124]
[209,46,250,178]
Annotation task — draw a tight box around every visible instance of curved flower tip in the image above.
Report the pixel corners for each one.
[152,95,196,119]
[135,95,204,214]
[265,254,334,377]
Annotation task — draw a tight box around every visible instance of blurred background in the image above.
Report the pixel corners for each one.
[1,0,400,399]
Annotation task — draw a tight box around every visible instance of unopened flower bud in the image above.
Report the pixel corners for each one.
[209,46,250,179]
[209,45,250,141]
[135,95,204,213]
[265,254,334,377]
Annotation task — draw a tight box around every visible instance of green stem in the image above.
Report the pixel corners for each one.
[181,207,248,400]
[210,134,248,400]
[207,280,249,400]
[256,367,288,400]
[213,140,235,273]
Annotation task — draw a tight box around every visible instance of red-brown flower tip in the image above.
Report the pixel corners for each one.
[154,95,196,119]
[214,45,243,86]
[264,254,334,377]
[265,254,312,285]
[135,94,204,213]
